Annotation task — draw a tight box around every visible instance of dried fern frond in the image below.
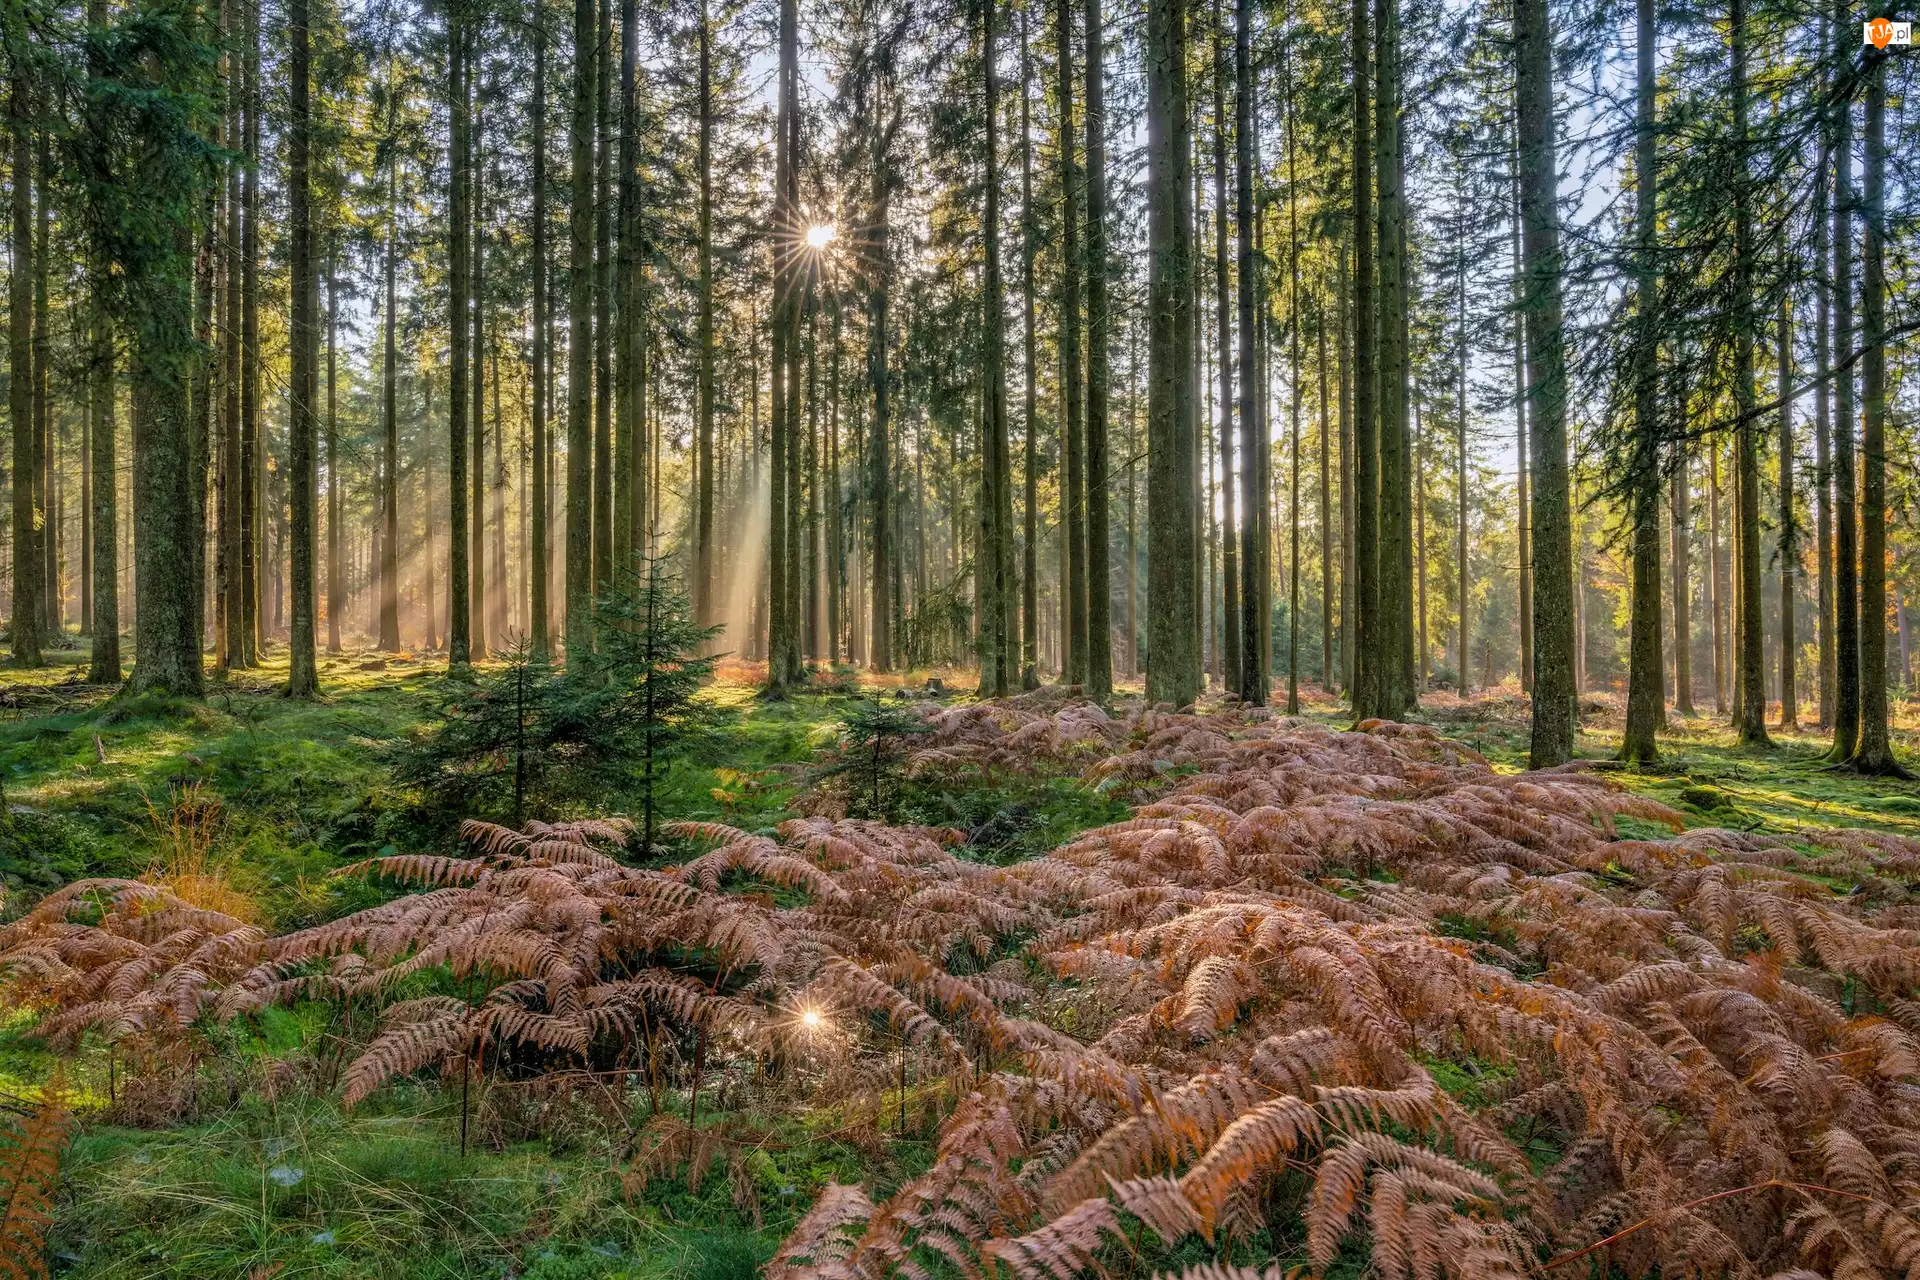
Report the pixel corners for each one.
[0,1079,70,1280]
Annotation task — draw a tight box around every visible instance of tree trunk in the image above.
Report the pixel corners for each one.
[8,71,41,667]
[1515,0,1575,766]
[1234,0,1266,705]
[1373,0,1411,721]
[1020,8,1039,688]
[1453,190,1468,697]
[1827,0,1859,762]
[1284,40,1301,714]
[694,0,715,624]
[217,16,242,671]
[1346,0,1375,718]
[129,233,205,690]
[1509,125,1529,695]
[380,144,401,650]
[1814,17,1833,730]
[1146,0,1198,709]
[472,89,490,660]
[977,0,1013,696]
[35,137,54,640]
[616,0,642,588]
[1777,294,1796,730]
[826,301,842,661]
[564,0,594,665]
[1729,0,1768,747]
[1126,316,1140,677]
[1337,253,1352,693]
[1210,0,1238,699]
[592,0,613,599]
[806,307,820,658]
[1320,293,1336,690]
[1621,0,1662,763]
[783,83,803,686]
[766,0,800,688]
[529,13,549,657]
[1720,443,1735,710]
[1056,0,1085,688]
[241,0,261,664]
[867,56,893,674]
[1083,0,1111,699]
[1416,401,1428,689]
[448,0,473,667]
[1670,446,1693,716]
[326,255,340,654]
[1851,55,1902,775]
[286,0,318,696]
[88,271,119,682]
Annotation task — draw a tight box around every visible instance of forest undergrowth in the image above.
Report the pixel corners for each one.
[5,676,1920,1278]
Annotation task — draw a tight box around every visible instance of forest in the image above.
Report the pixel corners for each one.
[0,0,1917,1273]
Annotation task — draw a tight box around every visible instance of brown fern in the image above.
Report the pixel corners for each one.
[0,1080,70,1280]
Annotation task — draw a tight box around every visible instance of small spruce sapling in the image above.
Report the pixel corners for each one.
[399,638,573,824]
[401,560,724,832]
[827,699,932,820]
[591,554,726,853]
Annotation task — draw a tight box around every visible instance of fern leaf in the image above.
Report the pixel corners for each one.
[0,1082,70,1280]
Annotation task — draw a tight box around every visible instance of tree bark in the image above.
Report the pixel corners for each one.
[286,0,318,695]
[1056,0,1085,688]
[867,54,893,673]
[1710,443,1726,710]
[1235,0,1265,705]
[694,0,715,624]
[88,261,119,682]
[1670,447,1693,716]
[592,0,612,599]
[217,12,241,671]
[1020,7,1039,688]
[1284,39,1301,714]
[1851,53,1902,775]
[1729,0,1768,747]
[326,255,340,654]
[564,0,594,665]
[766,0,799,688]
[1827,0,1859,762]
[1814,17,1833,729]
[978,0,1013,696]
[1509,124,1529,695]
[529,10,549,657]
[241,0,261,664]
[616,0,642,586]
[379,139,401,650]
[1146,0,1198,709]
[8,68,41,667]
[1777,295,1796,730]
[1515,0,1575,766]
[448,0,473,667]
[1454,195,1468,697]
[1373,0,1411,721]
[35,136,53,640]
[1083,0,1111,699]
[1210,0,1238,699]
[1621,0,1662,763]
[1347,0,1376,718]
[1337,252,1352,693]
[472,86,490,660]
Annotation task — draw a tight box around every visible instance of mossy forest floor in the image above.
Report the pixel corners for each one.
[2,635,1917,1279]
